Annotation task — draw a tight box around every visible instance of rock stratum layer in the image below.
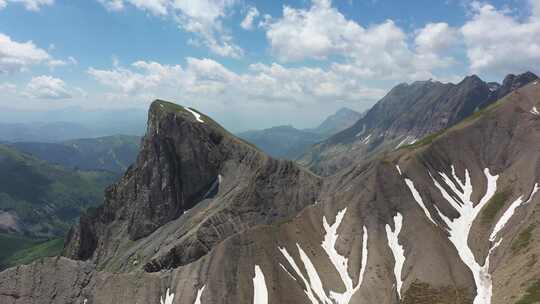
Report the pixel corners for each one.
[2,80,540,304]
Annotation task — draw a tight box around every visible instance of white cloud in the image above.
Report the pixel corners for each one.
[241,6,259,30]
[23,75,72,99]
[461,1,540,76]
[415,22,459,55]
[88,57,387,129]
[97,0,243,58]
[264,0,458,80]
[0,33,75,74]
[0,33,51,73]
[0,0,54,11]
[88,57,386,109]
[0,82,16,94]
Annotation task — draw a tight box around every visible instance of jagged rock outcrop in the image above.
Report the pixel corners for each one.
[64,100,322,271]
[299,72,538,176]
[2,80,540,304]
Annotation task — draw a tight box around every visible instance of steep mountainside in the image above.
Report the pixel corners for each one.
[300,72,538,176]
[238,108,362,160]
[0,144,117,238]
[2,84,540,304]
[11,135,140,174]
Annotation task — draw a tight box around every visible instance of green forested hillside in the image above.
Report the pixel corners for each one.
[0,144,116,237]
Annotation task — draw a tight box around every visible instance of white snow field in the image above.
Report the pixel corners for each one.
[385,213,406,299]
[279,209,369,304]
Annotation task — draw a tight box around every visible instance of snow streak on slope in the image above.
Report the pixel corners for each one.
[194,285,205,304]
[385,213,405,299]
[431,167,498,304]
[184,106,205,123]
[253,265,268,304]
[160,288,175,304]
[404,178,438,226]
[279,209,368,304]
[490,183,539,242]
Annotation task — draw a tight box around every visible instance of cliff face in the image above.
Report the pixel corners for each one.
[3,81,540,304]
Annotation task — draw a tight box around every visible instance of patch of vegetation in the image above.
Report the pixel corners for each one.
[154,99,185,113]
[0,144,116,238]
[512,224,536,253]
[402,129,447,150]
[481,189,511,224]
[402,280,472,304]
[0,233,63,269]
[4,238,64,268]
[515,279,540,304]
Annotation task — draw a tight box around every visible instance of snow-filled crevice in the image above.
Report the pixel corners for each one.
[430,166,498,304]
[184,106,205,123]
[404,178,438,226]
[490,183,539,242]
[279,209,368,304]
[253,265,268,304]
[194,285,205,304]
[385,213,405,299]
[160,288,175,304]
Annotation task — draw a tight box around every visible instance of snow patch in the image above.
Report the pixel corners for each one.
[395,136,417,149]
[184,106,205,123]
[385,213,405,299]
[194,285,205,304]
[404,178,438,226]
[160,288,175,304]
[361,134,372,144]
[279,209,369,304]
[531,106,540,116]
[253,265,268,304]
[490,183,539,242]
[430,167,498,304]
[396,165,402,176]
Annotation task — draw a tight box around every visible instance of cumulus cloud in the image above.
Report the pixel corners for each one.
[23,75,72,99]
[97,0,243,58]
[240,6,259,30]
[88,58,386,107]
[0,33,51,73]
[0,0,54,11]
[0,33,74,74]
[264,0,458,80]
[461,1,540,76]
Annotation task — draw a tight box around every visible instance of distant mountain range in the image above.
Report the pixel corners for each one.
[299,72,539,175]
[238,107,363,159]
[10,135,140,174]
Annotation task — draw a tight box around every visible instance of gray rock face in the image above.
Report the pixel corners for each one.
[3,81,540,304]
[299,72,538,176]
[64,100,322,271]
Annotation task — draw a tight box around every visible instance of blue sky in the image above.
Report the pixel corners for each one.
[0,0,539,132]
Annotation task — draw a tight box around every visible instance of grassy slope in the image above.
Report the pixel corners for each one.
[0,233,64,269]
[0,144,116,237]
